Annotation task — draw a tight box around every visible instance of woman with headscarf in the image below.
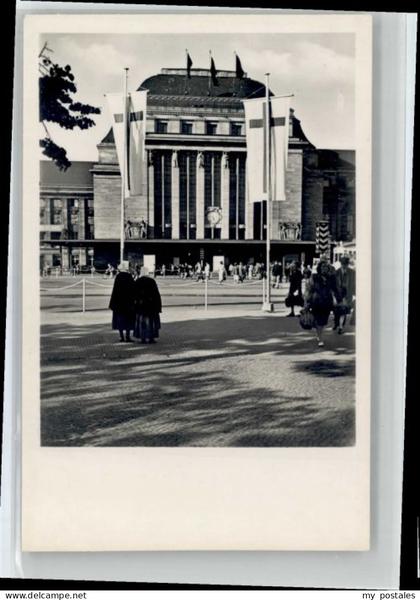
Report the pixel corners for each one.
[285,261,304,317]
[333,255,356,334]
[109,261,135,342]
[304,259,341,347]
[133,267,162,344]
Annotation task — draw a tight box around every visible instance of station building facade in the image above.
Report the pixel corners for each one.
[40,67,355,271]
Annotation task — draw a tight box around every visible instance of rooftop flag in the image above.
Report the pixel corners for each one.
[105,90,147,197]
[210,55,218,86]
[186,51,193,78]
[235,53,245,79]
[243,94,291,202]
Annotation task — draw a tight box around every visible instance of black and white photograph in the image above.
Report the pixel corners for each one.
[21,12,372,552]
[38,29,358,448]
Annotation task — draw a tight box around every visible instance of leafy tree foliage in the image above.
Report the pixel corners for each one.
[39,53,101,171]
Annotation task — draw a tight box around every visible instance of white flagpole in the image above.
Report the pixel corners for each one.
[120,67,129,265]
[186,154,190,240]
[263,72,272,311]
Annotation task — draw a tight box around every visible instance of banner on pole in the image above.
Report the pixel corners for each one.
[243,95,291,203]
[105,90,147,196]
[315,220,331,254]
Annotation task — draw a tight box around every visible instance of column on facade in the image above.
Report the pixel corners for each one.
[78,198,88,267]
[171,150,180,240]
[45,199,52,240]
[196,151,205,239]
[245,160,254,239]
[62,198,69,233]
[78,197,86,240]
[78,247,87,266]
[61,246,70,270]
[220,152,230,239]
[147,150,155,237]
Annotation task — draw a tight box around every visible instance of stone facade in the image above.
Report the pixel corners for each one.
[92,171,121,239]
[92,68,318,250]
[39,68,355,269]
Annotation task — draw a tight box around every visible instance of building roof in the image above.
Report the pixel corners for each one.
[40,160,94,187]
[139,68,268,100]
[317,149,355,170]
[100,68,313,147]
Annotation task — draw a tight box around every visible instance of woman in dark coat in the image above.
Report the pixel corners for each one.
[133,268,162,344]
[333,255,356,333]
[109,261,135,342]
[305,260,341,347]
[285,261,304,316]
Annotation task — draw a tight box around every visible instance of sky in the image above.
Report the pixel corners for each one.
[40,32,355,161]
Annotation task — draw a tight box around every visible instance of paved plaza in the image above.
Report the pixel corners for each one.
[40,276,356,447]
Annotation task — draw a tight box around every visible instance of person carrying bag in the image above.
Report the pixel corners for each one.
[303,260,341,347]
[285,261,304,317]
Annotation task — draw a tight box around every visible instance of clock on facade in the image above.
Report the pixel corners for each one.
[206,207,222,226]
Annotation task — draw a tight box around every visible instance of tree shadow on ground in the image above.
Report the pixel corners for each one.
[41,314,355,448]
[294,359,355,378]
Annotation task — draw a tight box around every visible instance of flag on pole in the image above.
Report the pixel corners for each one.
[243,95,291,202]
[210,56,218,86]
[235,53,245,79]
[186,51,193,78]
[105,90,147,196]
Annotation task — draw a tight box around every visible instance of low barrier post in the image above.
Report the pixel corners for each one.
[262,276,266,309]
[82,278,86,313]
[204,276,208,311]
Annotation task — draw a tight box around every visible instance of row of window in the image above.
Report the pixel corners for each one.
[40,198,94,239]
[155,119,244,136]
[153,151,247,240]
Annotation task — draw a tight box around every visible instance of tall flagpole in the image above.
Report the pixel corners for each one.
[263,72,273,311]
[184,49,188,94]
[208,50,212,96]
[120,67,129,265]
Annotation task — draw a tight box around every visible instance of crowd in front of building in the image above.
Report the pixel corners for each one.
[107,253,355,348]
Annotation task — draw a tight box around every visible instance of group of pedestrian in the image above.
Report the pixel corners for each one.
[217,261,267,281]
[228,262,247,283]
[284,256,356,347]
[109,261,162,344]
[109,255,355,349]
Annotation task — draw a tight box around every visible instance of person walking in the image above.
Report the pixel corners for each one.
[218,261,226,284]
[195,261,203,282]
[285,261,304,316]
[204,262,211,279]
[272,261,283,288]
[104,263,114,279]
[109,261,135,343]
[304,259,341,347]
[302,264,312,295]
[232,263,239,283]
[333,255,356,334]
[133,267,162,344]
[134,264,142,280]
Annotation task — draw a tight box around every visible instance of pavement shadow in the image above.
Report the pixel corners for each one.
[41,314,355,448]
[294,359,355,378]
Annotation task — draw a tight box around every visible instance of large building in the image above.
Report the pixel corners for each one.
[40,67,355,271]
